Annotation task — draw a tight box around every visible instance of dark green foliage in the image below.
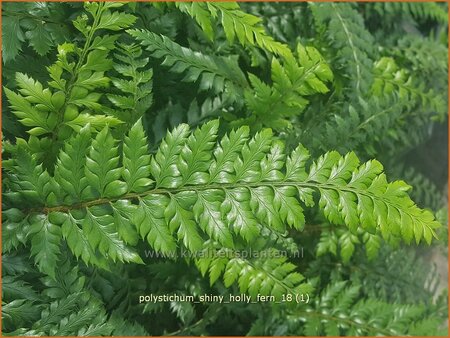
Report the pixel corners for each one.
[2,1,447,336]
[2,2,77,62]
[107,43,153,127]
[247,281,446,336]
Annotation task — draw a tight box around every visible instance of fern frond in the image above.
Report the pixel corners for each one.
[3,2,134,169]
[130,29,332,130]
[307,245,444,305]
[2,211,29,253]
[3,83,55,137]
[59,211,110,269]
[394,36,448,83]
[28,214,62,278]
[2,2,448,336]
[355,248,444,304]
[372,57,446,118]
[107,43,153,125]
[35,294,81,330]
[371,2,448,25]
[128,29,248,94]
[54,125,91,204]
[294,281,438,336]
[6,141,54,206]
[317,56,446,154]
[239,43,333,130]
[2,299,41,333]
[2,256,117,336]
[389,165,446,211]
[176,1,290,57]
[316,224,382,262]
[309,84,439,157]
[122,119,153,193]
[49,303,110,336]
[109,311,149,336]
[247,277,446,336]
[2,276,41,302]
[82,206,142,264]
[175,2,216,41]
[4,120,441,280]
[310,2,375,97]
[40,254,85,299]
[239,2,311,45]
[196,245,311,298]
[1,253,33,275]
[1,2,74,62]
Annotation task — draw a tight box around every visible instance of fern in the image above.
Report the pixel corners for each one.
[239,2,311,45]
[2,299,41,333]
[247,277,446,336]
[1,2,74,62]
[372,57,446,120]
[2,276,40,302]
[2,2,447,336]
[316,224,382,263]
[3,2,137,169]
[131,28,333,130]
[1,253,33,276]
[107,43,153,126]
[394,36,448,85]
[303,55,446,157]
[238,43,333,130]
[308,245,446,307]
[4,119,441,281]
[368,2,448,26]
[128,28,248,96]
[1,253,117,336]
[2,14,26,63]
[293,281,446,336]
[389,165,446,211]
[109,312,149,336]
[176,1,290,57]
[197,246,311,298]
[4,73,61,136]
[310,2,375,97]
